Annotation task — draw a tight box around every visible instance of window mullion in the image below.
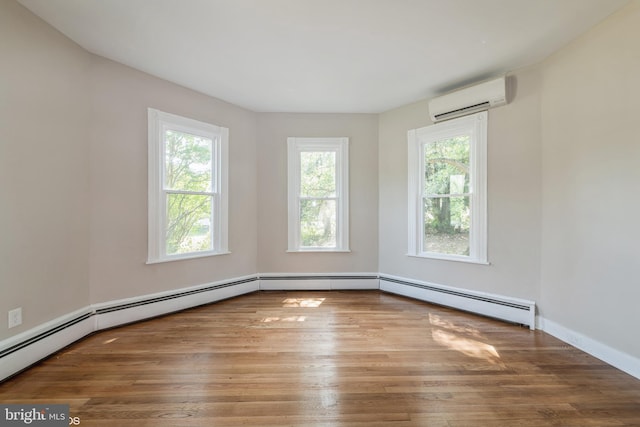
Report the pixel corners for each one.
[164,189,215,197]
[424,193,472,198]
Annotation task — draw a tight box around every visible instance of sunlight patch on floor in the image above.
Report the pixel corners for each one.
[428,313,503,366]
[282,298,325,308]
[432,329,503,366]
[428,313,484,339]
[261,316,307,323]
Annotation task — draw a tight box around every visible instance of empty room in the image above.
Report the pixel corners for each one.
[1,0,639,425]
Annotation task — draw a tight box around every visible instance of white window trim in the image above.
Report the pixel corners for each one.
[287,137,350,252]
[147,108,229,264]
[407,112,488,264]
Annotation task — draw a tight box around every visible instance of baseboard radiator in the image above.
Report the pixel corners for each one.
[379,274,536,329]
[0,276,260,382]
[1,273,536,382]
[259,273,379,290]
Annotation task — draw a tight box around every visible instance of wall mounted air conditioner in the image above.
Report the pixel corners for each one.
[428,76,507,122]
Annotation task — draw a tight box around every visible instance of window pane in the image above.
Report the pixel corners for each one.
[165,130,213,192]
[166,193,213,255]
[424,136,470,195]
[300,151,336,197]
[300,199,336,247]
[423,196,470,255]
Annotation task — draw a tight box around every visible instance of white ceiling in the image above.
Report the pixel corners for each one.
[18,0,628,113]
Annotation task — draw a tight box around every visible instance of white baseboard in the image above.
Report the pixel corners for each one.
[0,307,95,382]
[94,276,259,330]
[9,273,637,384]
[258,273,379,291]
[379,273,536,329]
[538,317,640,380]
[2,273,379,381]
[0,275,259,382]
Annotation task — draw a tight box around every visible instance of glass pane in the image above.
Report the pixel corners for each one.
[165,130,213,192]
[299,199,336,248]
[423,196,470,256]
[166,194,213,255]
[424,136,470,195]
[300,151,336,197]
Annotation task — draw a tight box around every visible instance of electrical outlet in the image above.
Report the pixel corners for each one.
[8,307,22,329]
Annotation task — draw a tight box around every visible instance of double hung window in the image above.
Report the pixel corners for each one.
[147,109,228,263]
[408,112,487,264]
[287,137,349,252]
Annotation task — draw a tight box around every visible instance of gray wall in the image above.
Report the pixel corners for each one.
[2,0,639,365]
[257,113,379,273]
[88,56,259,303]
[378,1,640,361]
[0,0,91,341]
[378,67,543,301]
[539,1,640,357]
[0,0,378,344]
[0,0,259,338]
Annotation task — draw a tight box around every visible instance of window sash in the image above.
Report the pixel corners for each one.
[298,196,338,249]
[163,192,216,256]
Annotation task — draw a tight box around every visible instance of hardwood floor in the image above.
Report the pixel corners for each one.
[1,290,639,426]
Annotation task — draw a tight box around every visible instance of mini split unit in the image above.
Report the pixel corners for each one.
[428,76,508,122]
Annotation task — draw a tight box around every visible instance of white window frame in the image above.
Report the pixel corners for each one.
[407,111,487,264]
[287,137,350,252]
[147,108,229,264]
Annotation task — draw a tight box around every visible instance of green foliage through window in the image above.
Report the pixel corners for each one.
[300,152,336,197]
[299,151,337,248]
[164,130,214,255]
[423,136,470,255]
[300,199,336,247]
[287,137,349,252]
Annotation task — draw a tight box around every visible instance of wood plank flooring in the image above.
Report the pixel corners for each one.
[1,290,639,426]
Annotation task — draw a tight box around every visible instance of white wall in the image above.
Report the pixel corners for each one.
[539,1,640,358]
[0,0,91,341]
[257,113,379,274]
[378,68,543,302]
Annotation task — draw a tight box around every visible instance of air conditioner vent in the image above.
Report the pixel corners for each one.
[433,101,491,121]
[429,76,507,122]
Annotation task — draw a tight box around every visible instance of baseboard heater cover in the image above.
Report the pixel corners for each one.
[0,308,95,383]
[379,274,536,329]
[1,273,535,382]
[94,276,258,315]
[259,273,379,290]
[0,276,260,382]
[94,277,260,330]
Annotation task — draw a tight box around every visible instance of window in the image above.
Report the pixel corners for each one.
[147,108,229,263]
[287,137,349,252]
[408,111,487,264]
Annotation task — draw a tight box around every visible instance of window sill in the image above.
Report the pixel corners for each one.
[407,253,489,265]
[147,250,231,264]
[286,249,351,253]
